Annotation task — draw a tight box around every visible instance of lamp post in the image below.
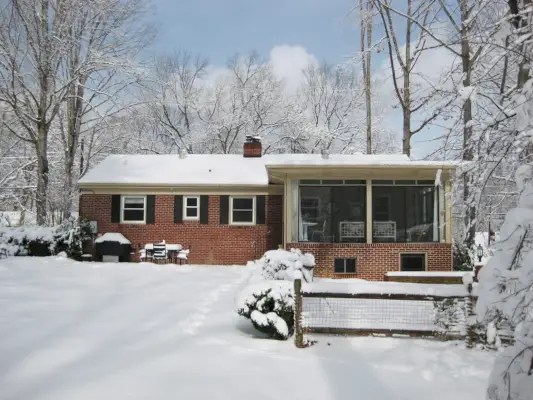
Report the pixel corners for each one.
[476,244,483,262]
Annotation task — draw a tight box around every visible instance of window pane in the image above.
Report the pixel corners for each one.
[300,180,320,185]
[334,258,345,273]
[233,210,253,223]
[233,198,253,210]
[344,180,366,185]
[401,254,426,271]
[124,197,145,208]
[123,209,144,221]
[417,180,434,185]
[186,197,198,207]
[395,180,416,185]
[345,259,356,273]
[186,208,198,217]
[372,180,394,185]
[322,179,343,185]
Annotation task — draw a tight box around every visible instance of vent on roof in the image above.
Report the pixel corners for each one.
[178,148,188,159]
[321,148,330,160]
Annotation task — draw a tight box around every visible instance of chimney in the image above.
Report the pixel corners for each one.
[243,135,262,158]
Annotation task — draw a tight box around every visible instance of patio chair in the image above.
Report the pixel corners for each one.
[311,220,331,242]
[177,249,189,265]
[152,243,167,263]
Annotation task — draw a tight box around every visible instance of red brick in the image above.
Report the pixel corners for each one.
[80,194,283,265]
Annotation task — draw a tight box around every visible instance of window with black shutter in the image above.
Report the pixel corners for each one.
[183,196,200,220]
[230,196,255,225]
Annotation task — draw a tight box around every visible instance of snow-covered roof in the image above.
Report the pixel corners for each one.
[78,154,270,186]
[263,154,457,168]
[79,153,456,186]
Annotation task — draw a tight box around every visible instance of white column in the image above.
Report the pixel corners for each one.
[366,180,372,244]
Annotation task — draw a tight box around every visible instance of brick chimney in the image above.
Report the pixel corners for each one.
[243,135,262,157]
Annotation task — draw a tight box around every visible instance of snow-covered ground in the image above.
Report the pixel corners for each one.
[0,257,495,400]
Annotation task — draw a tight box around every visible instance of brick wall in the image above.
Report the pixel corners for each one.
[287,242,452,281]
[80,194,283,265]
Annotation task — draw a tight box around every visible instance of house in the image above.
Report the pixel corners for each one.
[78,136,457,280]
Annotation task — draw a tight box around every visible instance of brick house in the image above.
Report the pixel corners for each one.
[79,137,457,280]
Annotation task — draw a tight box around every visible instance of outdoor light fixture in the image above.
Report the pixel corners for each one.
[477,244,483,262]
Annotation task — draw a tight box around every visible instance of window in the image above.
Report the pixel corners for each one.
[183,196,200,220]
[230,197,255,225]
[121,196,146,223]
[334,258,356,274]
[400,253,426,271]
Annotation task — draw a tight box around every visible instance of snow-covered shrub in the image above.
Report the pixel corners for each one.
[0,218,92,259]
[259,248,315,282]
[453,242,473,271]
[434,298,467,338]
[467,309,515,350]
[237,281,294,340]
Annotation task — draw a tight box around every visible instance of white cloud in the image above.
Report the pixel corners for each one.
[269,45,318,94]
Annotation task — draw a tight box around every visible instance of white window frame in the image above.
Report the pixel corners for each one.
[230,196,256,226]
[121,195,147,224]
[183,196,200,221]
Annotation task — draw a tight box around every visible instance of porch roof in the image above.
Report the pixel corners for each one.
[263,154,457,169]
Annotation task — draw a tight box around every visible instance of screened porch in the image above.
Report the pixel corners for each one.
[293,179,441,243]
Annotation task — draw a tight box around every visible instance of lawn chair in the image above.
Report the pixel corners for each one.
[177,249,189,265]
[152,242,167,263]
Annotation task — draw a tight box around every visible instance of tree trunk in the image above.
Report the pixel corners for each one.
[360,0,373,154]
[35,125,49,226]
[460,0,476,246]
[402,0,412,157]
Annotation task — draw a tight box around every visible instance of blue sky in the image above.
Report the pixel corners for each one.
[147,0,445,158]
[150,0,360,65]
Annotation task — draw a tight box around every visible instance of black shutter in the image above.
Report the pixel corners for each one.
[200,195,209,224]
[111,195,121,223]
[146,195,156,224]
[256,195,266,224]
[220,195,229,224]
[174,195,183,223]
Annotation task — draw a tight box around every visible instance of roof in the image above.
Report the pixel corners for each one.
[78,154,269,186]
[263,154,458,168]
[79,153,457,187]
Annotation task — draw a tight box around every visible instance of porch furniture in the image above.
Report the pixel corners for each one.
[176,249,190,264]
[301,221,317,241]
[373,221,396,240]
[406,223,433,242]
[339,221,365,241]
[152,243,167,262]
[311,220,330,242]
[140,243,184,262]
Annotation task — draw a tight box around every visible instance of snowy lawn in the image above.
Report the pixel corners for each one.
[0,257,495,400]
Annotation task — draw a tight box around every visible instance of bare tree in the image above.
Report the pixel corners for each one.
[360,0,375,153]
[374,0,453,156]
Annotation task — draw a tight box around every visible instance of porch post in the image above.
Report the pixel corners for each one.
[366,180,372,244]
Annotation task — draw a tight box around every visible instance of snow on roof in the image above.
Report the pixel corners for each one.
[78,154,269,186]
[95,232,131,244]
[79,153,457,186]
[263,154,457,168]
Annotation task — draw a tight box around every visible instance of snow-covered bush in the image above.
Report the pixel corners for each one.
[434,298,467,338]
[259,248,315,283]
[453,242,473,271]
[476,164,533,399]
[237,281,294,340]
[467,309,515,350]
[0,218,92,259]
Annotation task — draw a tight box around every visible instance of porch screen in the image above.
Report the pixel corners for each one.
[372,182,438,243]
[298,182,366,243]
